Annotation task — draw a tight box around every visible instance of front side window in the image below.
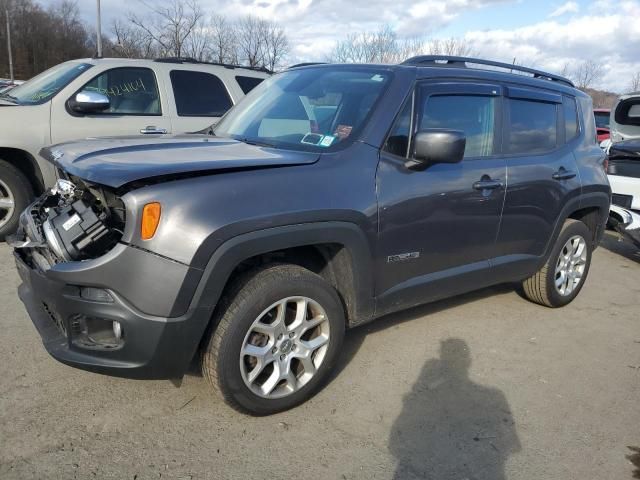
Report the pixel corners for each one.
[1,62,93,105]
[214,67,392,151]
[507,99,557,154]
[81,67,161,115]
[615,99,640,126]
[419,94,496,158]
[383,95,413,157]
[171,70,233,116]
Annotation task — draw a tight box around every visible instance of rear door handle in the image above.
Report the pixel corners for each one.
[140,126,167,135]
[473,179,503,190]
[552,168,576,180]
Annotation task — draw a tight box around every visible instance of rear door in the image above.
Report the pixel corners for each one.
[376,82,507,313]
[494,87,582,275]
[51,66,172,143]
[167,69,236,133]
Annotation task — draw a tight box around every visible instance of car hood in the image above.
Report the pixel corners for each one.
[41,135,320,188]
[608,140,640,160]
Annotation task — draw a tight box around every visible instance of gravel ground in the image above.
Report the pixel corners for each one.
[0,232,639,480]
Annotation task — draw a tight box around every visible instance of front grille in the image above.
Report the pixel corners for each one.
[612,193,633,209]
[42,302,67,338]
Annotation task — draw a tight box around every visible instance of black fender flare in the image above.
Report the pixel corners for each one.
[539,190,611,265]
[186,221,376,325]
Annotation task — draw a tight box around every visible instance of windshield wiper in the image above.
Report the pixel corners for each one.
[237,137,276,148]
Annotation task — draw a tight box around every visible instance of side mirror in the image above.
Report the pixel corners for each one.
[408,129,466,169]
[67,90,110,114]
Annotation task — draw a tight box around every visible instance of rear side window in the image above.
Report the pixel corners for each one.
[170,70,233,117]
[236,76,264,94]
[615,98,640,126]
[563,96,579,142]
[507,99,557,154]
[419,94,496,157]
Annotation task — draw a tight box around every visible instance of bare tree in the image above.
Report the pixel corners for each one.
[572,60,604,90]
[630,71,640,93]
[328,26,477,65]
[183,16,211,61]
[426,37,477,57]
[262,21,289,71]
[128,0,204,58]
[112,19,157,58]
[209,15,237,64]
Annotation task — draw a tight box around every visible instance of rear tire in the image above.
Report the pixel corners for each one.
[0,160,33,241]
[522,219,592,307]
[202,264,345,415]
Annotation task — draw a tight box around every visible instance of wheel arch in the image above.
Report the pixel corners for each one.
[0,147,46,195]
[189,222,376,336]
[543,191,610,261]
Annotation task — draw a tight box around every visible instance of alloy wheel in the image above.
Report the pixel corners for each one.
[240,296,331,399]
[0,179,15,230]
[554,235,587,296]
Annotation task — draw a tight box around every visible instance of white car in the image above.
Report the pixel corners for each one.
[0,58,269,239]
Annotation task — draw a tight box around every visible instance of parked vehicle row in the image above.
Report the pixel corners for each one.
[0,58,269,240]
[8,56,610,415]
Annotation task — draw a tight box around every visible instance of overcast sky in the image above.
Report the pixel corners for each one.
[44,0,640,92]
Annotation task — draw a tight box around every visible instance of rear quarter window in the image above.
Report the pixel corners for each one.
[235,76,265,94]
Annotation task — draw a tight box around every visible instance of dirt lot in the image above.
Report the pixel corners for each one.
[1,232,639,480]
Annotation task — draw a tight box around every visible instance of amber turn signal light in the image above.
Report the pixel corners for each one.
[141,202,161,240]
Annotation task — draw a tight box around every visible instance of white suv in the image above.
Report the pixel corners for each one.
[0,57,270,239]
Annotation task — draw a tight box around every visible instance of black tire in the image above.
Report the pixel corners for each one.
[202,264,346,415]
[0,160,33,241]
[522,219,593,308]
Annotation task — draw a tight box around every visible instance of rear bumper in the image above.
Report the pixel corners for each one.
[14,249,211,379]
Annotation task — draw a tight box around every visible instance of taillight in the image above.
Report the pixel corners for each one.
[141,202,161,240]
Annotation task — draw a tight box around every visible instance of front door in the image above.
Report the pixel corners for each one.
[376,82,507,314]
[50,66,172,144]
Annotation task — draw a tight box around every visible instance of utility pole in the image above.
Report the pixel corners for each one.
[5,6,13,81]
[96,0,102,57]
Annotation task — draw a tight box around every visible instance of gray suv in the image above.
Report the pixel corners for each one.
[9,57,610,415]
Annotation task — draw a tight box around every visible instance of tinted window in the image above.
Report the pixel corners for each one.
[594,111,610,129]
[383,96,412,157]
[419,94,496,157]
[82,67,160,115]
[236,76,264,94]
[507,99,557,154]
[170,70,232,116]
[564,96,579,141]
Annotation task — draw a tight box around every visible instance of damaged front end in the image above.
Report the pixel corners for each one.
[609,204,640,248]
[8,175,125,270]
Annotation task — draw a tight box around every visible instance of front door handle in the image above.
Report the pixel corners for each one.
[473,178,503,190]
[140,126,167,135]
[552,168,577,181]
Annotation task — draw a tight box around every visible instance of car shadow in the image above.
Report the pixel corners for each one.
[600,230,640,264]
[628,446,640,479]
[389,338,521,479]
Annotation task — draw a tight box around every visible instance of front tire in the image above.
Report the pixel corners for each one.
[0,160,33,241]
[522,219,593,307]
[202,264,345,415]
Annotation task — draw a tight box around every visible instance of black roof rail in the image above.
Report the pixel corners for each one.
[153,57,272,74]
[401,55,574,87]
[287,62,329,69]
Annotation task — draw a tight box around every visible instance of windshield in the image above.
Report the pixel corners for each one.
[214,67,392,150]
[1,62,93,105]
[594,111,610,129]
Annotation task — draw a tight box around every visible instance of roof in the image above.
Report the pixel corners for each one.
[70,57,271,75]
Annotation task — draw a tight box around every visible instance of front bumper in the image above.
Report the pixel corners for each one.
[13,248,211,380]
